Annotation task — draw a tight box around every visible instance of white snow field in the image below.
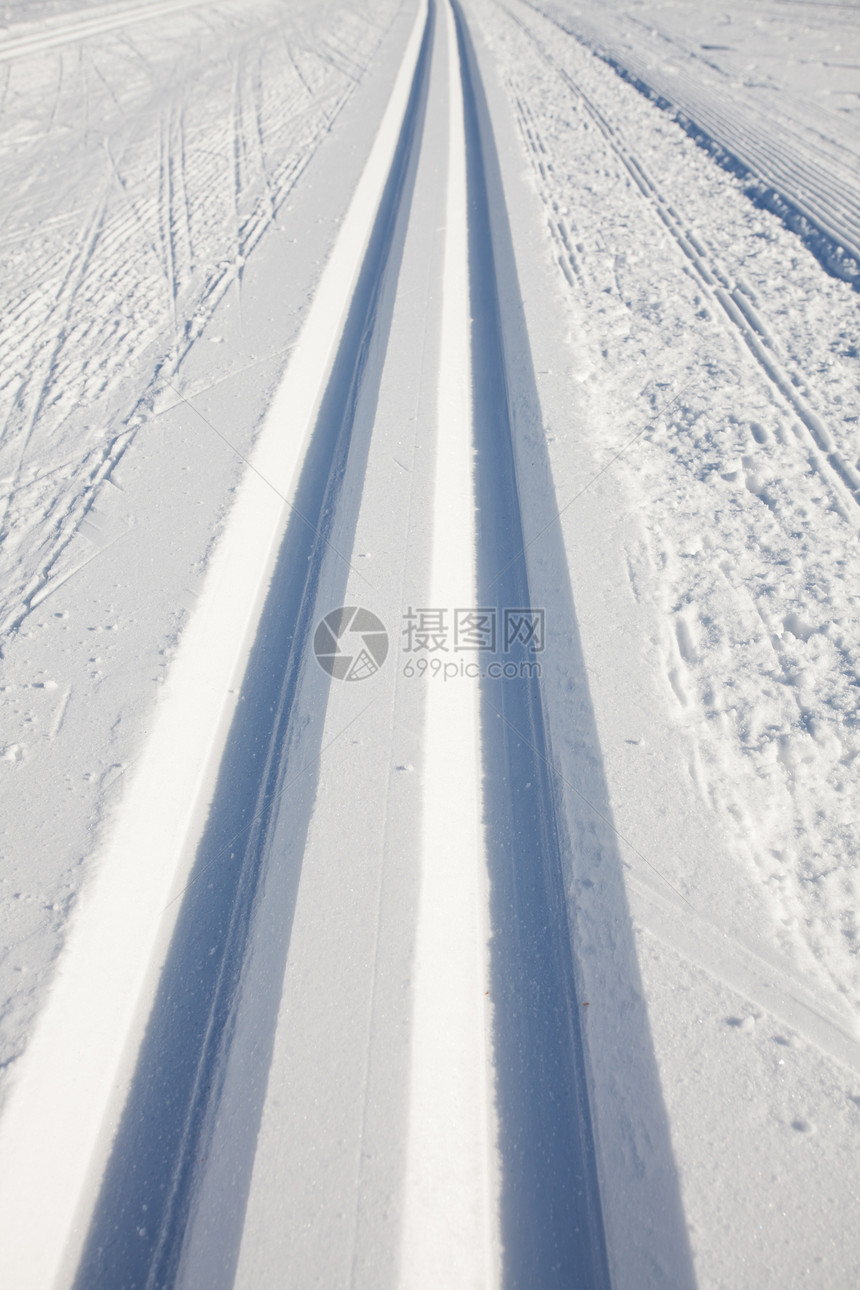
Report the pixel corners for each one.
[0,0,858,1286]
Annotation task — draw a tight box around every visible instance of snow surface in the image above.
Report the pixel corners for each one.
[0,0,402,1085]
[0,0,859,1286]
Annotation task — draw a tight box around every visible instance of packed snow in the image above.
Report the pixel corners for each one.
[0,0,858,1286]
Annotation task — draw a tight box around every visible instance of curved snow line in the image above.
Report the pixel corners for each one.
[0,4,428,1287]
[628,873,860,1075]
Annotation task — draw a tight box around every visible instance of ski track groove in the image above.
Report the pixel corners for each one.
[0,186,110,546]
[175,102,195,278]
[450,2,616,1280]
[283,37,313,100]
[158,108,179,334]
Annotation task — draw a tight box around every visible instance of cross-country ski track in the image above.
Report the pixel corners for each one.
[0,4,619,1285]
[1,0,860,1287]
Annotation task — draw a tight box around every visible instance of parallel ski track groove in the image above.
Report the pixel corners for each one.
[518,0,860,287]
[503,4,860,522]
[70,3,619,1281]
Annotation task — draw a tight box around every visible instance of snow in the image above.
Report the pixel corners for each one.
[528,0,860,282]
[485,0,860,1030]
[0,0,859,1286]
